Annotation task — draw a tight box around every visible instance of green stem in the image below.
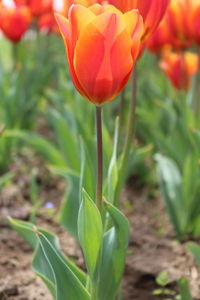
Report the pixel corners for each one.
[12,43,19,70]
[192,48,200,126]
[95,106,103,212]
[114,66,137,206]
[118,88,126,134]
[91,283,98,300]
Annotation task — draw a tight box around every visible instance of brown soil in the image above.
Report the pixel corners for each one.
[0,154,200,300]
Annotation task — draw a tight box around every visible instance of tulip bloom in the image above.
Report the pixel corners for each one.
[146,19,173,54]
[38,12,56,33]
[101,0,170,40]
[159,51,199,90]
[146,0,195,54]
[63,0,169,40]
[185,0,200,46]
[0,4,31,43]
[14,0,53,16]
[55,4,144,105]
[29,0,52,16]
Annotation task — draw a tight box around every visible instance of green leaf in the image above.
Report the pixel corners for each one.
[8,218,87,293]
[179,278,193,300]
[37,232,90,300]
[187,242,200,266]
[155,154,184,237]
[107,118,119,204]
[48,109,80,172]
[78,190,103,278]
[5,130,65,166]
[80,139,95,201]
[59,174,80,238]
[97,202,129,300]
[156,271,172,287]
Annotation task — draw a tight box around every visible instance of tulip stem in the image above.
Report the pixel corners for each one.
[118,88,126,137]
[193,48,200,125]
[95,106,103,212]
[12,43,19,70]
[114,66,137,207]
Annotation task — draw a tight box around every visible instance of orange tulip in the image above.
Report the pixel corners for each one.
[102,0,170,40]
[159,50,199,90]
[0,4,31,43]
[146,0,193,54]
[63,0,169,40]
[185,0,200,45]
[55,4,143,105]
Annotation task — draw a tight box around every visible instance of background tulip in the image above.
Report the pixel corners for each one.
[0,3,31,43]
[55,4,144,105]
[185,0,200,46]
[147,0,197,53]
[107,0,170,40]
[27,0,52,17]
[159,50,199,90]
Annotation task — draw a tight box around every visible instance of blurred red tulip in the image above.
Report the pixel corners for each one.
[14,0,53,16]
[29,0,52,16]
[38,12,55,33]
[160,50,199,90]
[0,4,31,43]
[55,4,144,105]
[146,19,173,54]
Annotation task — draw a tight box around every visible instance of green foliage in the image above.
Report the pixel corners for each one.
[9,195,129,300]
[9,218,88,300]
[156,271,172,287]
[187,242,200,266]
[136,57,200,239]
[179,278,193,300]
[78,190,103,278]
[96,201,129,300]
[156,153,200,238]
[0,35,61,172]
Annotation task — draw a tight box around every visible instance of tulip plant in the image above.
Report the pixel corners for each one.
[8,1,171,300]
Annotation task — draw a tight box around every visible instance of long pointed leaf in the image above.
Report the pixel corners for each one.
[97,202,129,300]
[78,190,103,278]
[9,218,87,289]
[37,233,90,300]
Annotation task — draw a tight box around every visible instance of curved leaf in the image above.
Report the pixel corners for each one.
[37,232,90,300]
[8,218,87,293]
[78,190,103,278]
[97,202,129,300]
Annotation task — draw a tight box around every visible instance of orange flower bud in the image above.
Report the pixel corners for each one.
[0,4,31,43]
[55,4,144,105]
[159,50,199,90]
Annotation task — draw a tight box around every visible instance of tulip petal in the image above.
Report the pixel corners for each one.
[89,3,122,16]
[54,13,70,42]
[69,4,96,50]
[74,12,134,104]
[55,12,89,98]
[123,10,143,62]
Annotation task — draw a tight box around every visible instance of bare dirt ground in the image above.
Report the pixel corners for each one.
[0,154,200,300]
